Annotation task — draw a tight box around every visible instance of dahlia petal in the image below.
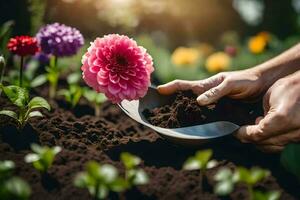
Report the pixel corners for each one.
[108,83,121,94]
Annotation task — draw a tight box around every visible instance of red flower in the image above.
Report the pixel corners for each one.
[7,36,40,57]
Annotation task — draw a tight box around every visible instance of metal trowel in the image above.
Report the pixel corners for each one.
[118,86,240,145]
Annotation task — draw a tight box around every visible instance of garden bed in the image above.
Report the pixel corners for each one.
[0,90,299,200]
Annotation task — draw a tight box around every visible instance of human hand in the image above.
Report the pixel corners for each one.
[236,71,300,153]
[157,69,266,105]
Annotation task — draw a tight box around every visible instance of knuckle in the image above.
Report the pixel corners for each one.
[275,110,290,124]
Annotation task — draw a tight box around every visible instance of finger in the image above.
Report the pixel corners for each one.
[256,145,284,153]
[255,116,263,125]
[157,74,224,95]
[258,128,300,146]
[157,80,199,95]
[196,81,230,105]
[236,112,289,143]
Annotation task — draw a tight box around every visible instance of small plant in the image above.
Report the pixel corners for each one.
[183,149,217,190]
[74,161,128,200]
[0,85,50,130]
[74,153,148,200]
[83,87,107,117]
[58,72,83,108]
[214,167,280,200]
[0,160,31,200]
[120,152,149,186]
[59,84,82,108]
[24,144,61,174]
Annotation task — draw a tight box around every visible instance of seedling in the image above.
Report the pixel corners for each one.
[0,160,31,200]
[74,161,128,200]
[24,144,61,173]
[59,84,82,108]
[0,85,50,130]
[214,167,280,200]
[46,56,60,99]
[58,72,83,108]
[120,152,149,186]
[83,87,107,117]
[183,149,217,190]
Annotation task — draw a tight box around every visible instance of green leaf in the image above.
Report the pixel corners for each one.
[30,143,43,154]
[121,152,141,169]
[280,143,300,180]
[214,168,235,196]
[129,169,149,185]
[67,73,81,85]
[25,144,61,173]
[110,178,129,192]
[214,168,233,181]
[235,167,270,186]
[86,161,102,179]
[4,177,31,200]
[24,153,40,163]
[28,97,51,111]
[0,110,18,120]
[28,111,43,119]
[0,160,15,178]
[97,184,109,199]
[214,180,234,196]
[100,164,118,183]
[74,172,89,188]
[30,74,47,88]
[183,149,214,171]
[183,157,201,170]
[195,149,213,165]
[253,190,281,200]
[0,85,29,107]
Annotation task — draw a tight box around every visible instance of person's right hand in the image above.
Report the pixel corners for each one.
[157,69,266,105]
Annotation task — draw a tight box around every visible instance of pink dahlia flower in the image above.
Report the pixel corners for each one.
[81,34,154,103]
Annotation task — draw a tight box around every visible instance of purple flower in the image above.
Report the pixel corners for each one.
[36,23,84,57]
[34,52,50,64]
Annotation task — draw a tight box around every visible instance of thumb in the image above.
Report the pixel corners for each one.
[236,124,263,143]
[196,81,230,105]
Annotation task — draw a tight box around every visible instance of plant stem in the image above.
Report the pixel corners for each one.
[248,185,253,200]
[95,103,100,117]
[49,56,58,99]
[0,57,6,95]
[20,56,24,87]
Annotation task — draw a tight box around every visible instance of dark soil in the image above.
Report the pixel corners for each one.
[143,91,263,128]
[0,90,299,200]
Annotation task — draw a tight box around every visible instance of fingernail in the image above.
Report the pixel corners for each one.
[197,95,208,105]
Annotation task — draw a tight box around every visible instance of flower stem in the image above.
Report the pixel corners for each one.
[95,103,100,117]
[49,56,58,99]
[19,56,24,87]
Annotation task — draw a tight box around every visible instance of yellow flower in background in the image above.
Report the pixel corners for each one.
[248,32,271,54]
[248,36,267,54]
[205,52,231,73]
[197,43,214,57]
[171,47,200,67]
[257,31,271,42]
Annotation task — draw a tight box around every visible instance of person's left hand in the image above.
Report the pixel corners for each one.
[236,71,300,153]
